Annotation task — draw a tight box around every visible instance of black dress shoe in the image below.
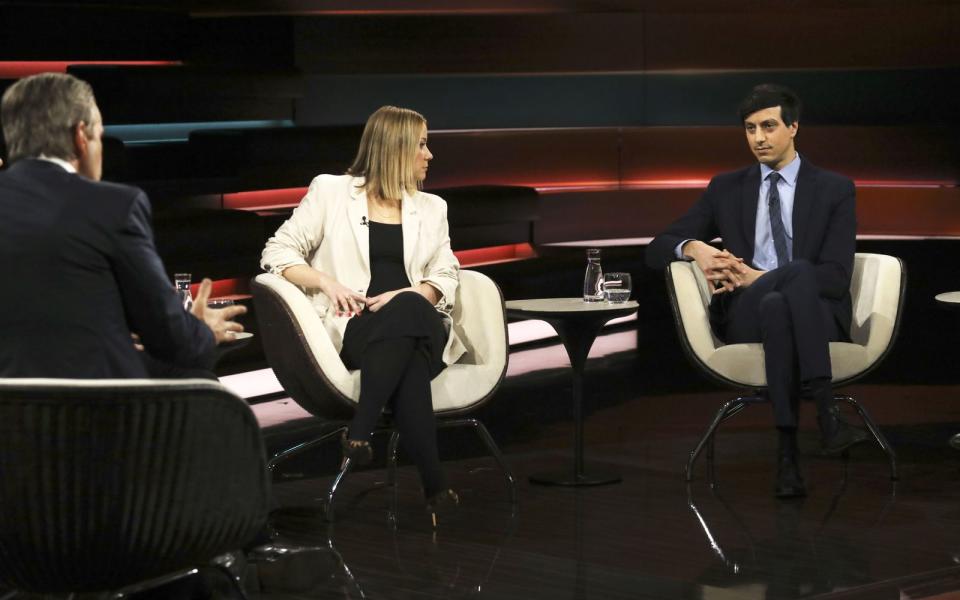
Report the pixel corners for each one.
[819,408,869,455]
[775,456,807,499]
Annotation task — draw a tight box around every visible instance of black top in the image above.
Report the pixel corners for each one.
[367,221,411,297]
[342,220,444,377]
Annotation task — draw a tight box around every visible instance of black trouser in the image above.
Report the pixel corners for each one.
[720,260,843,428]
[341,293,447,497]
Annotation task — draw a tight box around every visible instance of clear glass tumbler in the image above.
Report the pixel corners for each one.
[173,273,193,310]
[602,272,632,303]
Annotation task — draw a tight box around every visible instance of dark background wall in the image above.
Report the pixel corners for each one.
[1,0,958,387]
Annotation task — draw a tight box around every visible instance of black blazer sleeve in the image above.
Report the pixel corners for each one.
[646,179,722,270]
[111,192,216,370]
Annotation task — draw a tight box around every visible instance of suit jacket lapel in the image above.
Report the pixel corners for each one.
[401,190,420,275]
[741,165,761,265]
[347,183,370,272]
[792,161,816,258]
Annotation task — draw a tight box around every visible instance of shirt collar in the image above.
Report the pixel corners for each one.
[36,155,77,174]
[759,152,801,186]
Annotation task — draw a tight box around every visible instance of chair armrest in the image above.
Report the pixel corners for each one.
[850,253,904,364]
[253,273,352,384]
[451,270,508,368]
[668,261,722,363]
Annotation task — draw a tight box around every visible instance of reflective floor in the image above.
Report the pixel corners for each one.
[239,331,960,600]
[7,326,957,599]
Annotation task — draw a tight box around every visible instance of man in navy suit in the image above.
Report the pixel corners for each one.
[646,84,867,497]
[0,72,245,378]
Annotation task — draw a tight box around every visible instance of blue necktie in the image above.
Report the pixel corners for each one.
[767,172,789,268]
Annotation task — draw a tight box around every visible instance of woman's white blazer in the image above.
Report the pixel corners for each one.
[261,174,466,366]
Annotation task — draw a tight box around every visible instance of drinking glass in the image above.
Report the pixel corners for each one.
[602,272,632,303]
[173,273,193,310]
[207,298,235,309]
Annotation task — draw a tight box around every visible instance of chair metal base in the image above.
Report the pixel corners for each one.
[268,418,517,521]
[684,394,898,482]
[529,469,621,486]
[31,551,252,600]
[0,554,253,600]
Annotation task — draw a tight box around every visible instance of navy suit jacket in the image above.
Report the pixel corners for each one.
[0,159,215,378]
[646,159,856,336]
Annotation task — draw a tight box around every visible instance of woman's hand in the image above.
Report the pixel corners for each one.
[318,274,368,316]
[366,289,403,312]
[367,283,441,313]
[278,265,369,317]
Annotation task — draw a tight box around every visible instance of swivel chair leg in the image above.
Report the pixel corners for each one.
[686,397,757,482]
[325,457,353,521]
[836,395,898,480]
[687,399,741,481]
[436,417,517,504]
[267,425,348,471]
[109,566,203,599]
[471,419,518,505]
[706,434,717,485]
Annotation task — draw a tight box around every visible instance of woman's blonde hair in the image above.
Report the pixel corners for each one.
[347,105,426,201]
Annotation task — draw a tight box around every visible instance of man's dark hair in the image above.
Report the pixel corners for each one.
[738,84,802,126]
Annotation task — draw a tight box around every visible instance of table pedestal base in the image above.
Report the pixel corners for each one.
[505,298,638,490]
[529,469,622,487]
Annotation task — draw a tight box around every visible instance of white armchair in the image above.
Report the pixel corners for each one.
[251,269,516,520]
[666,253,905,481]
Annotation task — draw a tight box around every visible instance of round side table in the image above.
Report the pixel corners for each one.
[935,292,960,450]
[505,298,639,486]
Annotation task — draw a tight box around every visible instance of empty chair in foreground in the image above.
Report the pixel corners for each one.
[0,378,270,598]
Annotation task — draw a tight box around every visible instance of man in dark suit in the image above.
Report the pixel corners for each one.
[646,84,867,498]
[0,72,245,378]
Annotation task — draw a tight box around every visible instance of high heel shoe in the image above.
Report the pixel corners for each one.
[425,489,459,529]
[339,432,373,466]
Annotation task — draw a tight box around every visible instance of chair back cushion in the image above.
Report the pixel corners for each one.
[0,379,269,593]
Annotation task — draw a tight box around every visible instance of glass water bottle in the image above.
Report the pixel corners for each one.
[583,248,604,302]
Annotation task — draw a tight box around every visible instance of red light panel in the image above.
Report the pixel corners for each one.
[188,278,247,300]
[0,61,180,78]
[223,188,308,211]
[454,243,535,267]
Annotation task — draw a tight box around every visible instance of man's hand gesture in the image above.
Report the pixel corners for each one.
[191,278,248,344]
[681,241,765,294]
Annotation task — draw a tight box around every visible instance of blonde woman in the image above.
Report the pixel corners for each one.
[261,106,464,521]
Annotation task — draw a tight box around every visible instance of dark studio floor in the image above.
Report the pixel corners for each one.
[7,241,960,600]
[235,323,960,600]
